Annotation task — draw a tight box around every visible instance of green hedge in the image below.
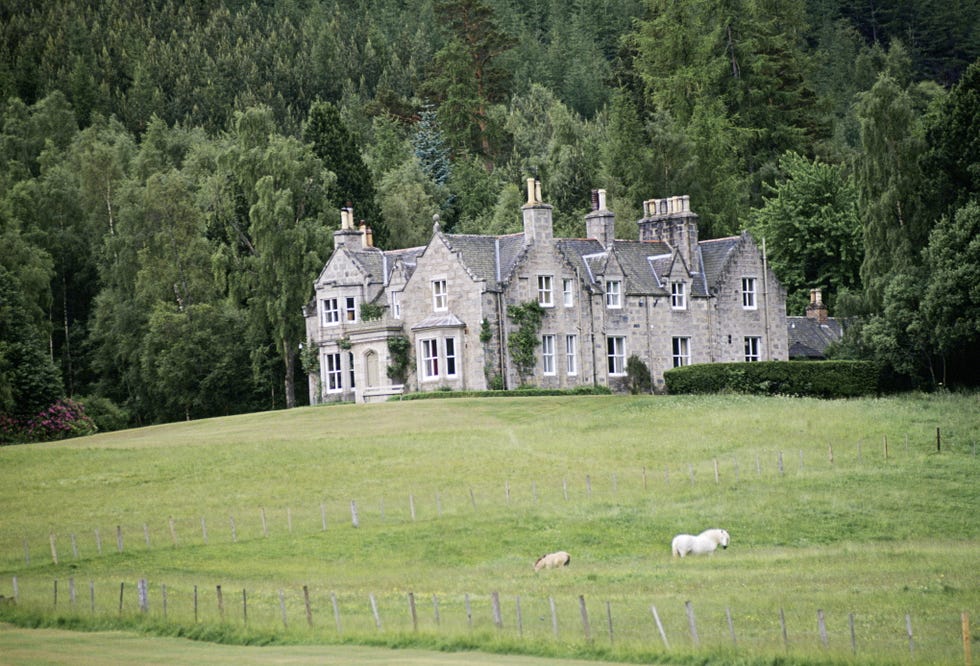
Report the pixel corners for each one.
[390,385,613,401]
[663,361,881,398]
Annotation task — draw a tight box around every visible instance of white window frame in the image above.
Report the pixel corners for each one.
[432,280,447,311]
[563,278,574,307]
[744,336,761,362]
[605,280,622,308]
[742,277,757,309]
[607,336,626,375]
[565,334,577,376]
[345,296,357,322]
[391,292,401,320]
[537,275,554,307]
[671,281,686,310]
[420,338,440,379]
[541,334,556,375]
[672,337,691,367]
[324,352,342,393]
[348,351,356,387]
[321,298,339,326]
[445,337,458,378]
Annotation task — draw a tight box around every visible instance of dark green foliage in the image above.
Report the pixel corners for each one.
[664,361,881,398]
[386,335,412,384]
[626,354,652,394]
[506,300,544,384]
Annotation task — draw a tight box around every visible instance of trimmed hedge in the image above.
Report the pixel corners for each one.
[663,361,881,398]
[390,385,613,401]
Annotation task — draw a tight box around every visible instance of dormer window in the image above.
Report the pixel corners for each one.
[671,281,686,310]
[432,279,447,311]
[742,277,757,309]
[605,280,622,308]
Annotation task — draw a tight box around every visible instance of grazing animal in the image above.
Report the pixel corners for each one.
[534,550,571,571]
[671,529,730,558]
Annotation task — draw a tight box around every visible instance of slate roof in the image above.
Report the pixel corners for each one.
[346,246,425,284]
[699,236,741,292]
[443,232,526,286]
[787,316,844,359]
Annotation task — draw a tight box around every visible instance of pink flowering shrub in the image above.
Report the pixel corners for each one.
[0,399,97,444]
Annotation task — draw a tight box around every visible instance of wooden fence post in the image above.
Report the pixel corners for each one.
[409,494,416,521]
[12,576,18,602]
[651,605,669,649]
[685,600,699,646]
[303,585,313,627]
[162,584,167,619]
[241,588,247,625]
[369,593,381,630]
[906,613,914,657]
[116,525,123,553]
[193,585,198,623]
[260,507,268,537]
[491,591,502,629]
[606,600,614,645]
[230,516,237,543]
[516,596,523,638]
[89,580,94,614]
[331,592,341,633]
[849,612,857,655]
[470,487,477,509]
[432,594,440,626]
[726,606,737,646]
[279,589,287,628]
[49,533,58,565]
[549,597,558,638]
[963,611,971,666]
[408,592,418,631]
[817,609,828,648]
[350,500,359,528]
[320,504,327,531]
[216,585,224,621]
[779,608,788,650]
[95,528,102,555]
[169,517,177,546]
[70,533,78,559]
[201,517,208,544]
[53,579,57,607]
[713,459,720,484]
[118,582,124,615]
[465,593,472,628]
[579,595,591,643]
[138,579,148,614]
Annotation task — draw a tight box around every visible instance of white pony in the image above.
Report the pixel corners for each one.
[534,551,571,571]
[671,529,730,558]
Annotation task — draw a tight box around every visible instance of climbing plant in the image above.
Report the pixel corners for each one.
[506,301,544,384]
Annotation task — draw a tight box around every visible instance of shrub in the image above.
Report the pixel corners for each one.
[663,361,881,398]
[626,355,652,394]
[76,395,130,432]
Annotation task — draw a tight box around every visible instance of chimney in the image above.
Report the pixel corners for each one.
[806,288,829,323]
[585,188,615,248]
[522,178,553,245]
[637,195,698,266]
[333,206,361,249]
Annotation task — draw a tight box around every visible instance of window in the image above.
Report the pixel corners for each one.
[671,281,686,310]
[348,351,356,387]
[744,336,761,362]
[672,337,691,367]
[432,280,447,311]
[321,298,339,326]
[565,335,577,375]
[419,337,459,381]
[742,277,757,309]
[605,280,622,308]
[421,339,439,379]
[391,292,401,320]
[607,336,626,375]
[345,296,357,322]
[541,334,556,375]
[537,275,554,307]
[325,352,342,392]
[445,337,457,377]
[563,279,574,307]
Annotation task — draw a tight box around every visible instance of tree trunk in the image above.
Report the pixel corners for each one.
[283,338,296,409]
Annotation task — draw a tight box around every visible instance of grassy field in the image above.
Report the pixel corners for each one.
[1,393,978,664]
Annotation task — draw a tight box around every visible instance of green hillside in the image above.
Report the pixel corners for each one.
[2,394,978,663]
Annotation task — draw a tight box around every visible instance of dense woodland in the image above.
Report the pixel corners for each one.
[1,0,978,439]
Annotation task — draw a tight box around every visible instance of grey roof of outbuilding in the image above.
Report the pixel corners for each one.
[787,316,844,358]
